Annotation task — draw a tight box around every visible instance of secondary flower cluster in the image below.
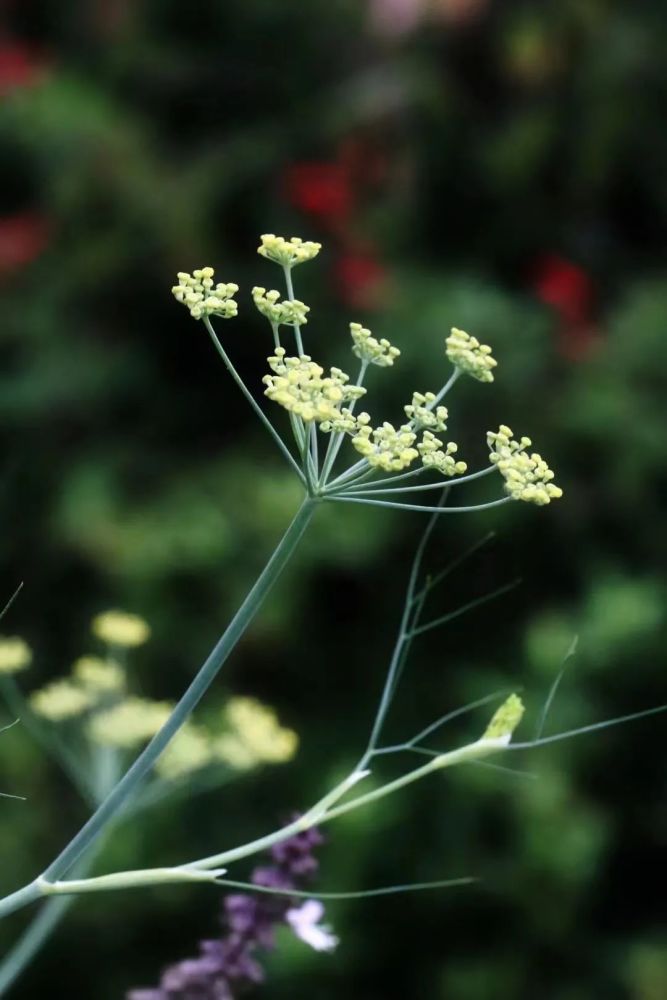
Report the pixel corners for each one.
[487,426,563,505]
[446,327,497,383]
[172,268,239,321]
[128,822,335,999]
[23,611,297,781]
[252,287,310,328]
[349,322,400,367]
[263,348,366,424]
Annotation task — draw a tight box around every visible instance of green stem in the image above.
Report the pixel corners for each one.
[328,496,513,515]
[203,317,304,483]
[282,267,304,355]
[0,498,317,921]
[343,466,496,496]
[0,845,101,995]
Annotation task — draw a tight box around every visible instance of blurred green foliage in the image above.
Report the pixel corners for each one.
[1,1,666,997]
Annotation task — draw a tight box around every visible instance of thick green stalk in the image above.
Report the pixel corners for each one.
[0,498,317,921]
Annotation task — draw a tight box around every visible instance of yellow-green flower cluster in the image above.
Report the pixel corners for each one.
[418,432,467,476]
[349,323,400,367]
[156,697,298,778]
[258,234,321,268]
[87,696,173,749]
[320,408,370,436]
[252,287,310,327]
[216,697,298,768]
[487,425,563,505]
[92,610,151,648]
[446,327,497,383]
[263,348,366,423]
[0,636,32,674]
[30,680,95,721]
[73,656,125,694]
[171,268,239,321]
[482,693,525,743]
[30,612,143,721]
[352,421,419,472]
[404,392,449,432]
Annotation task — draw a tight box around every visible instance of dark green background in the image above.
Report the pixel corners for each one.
[1,1,666,997]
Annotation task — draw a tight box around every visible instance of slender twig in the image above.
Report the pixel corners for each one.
[282,267,304,355]
[408,579,520,638]
[343,466,496,497]
[203,317,304,483]
[534,636,578,740]
[411,531,496,605]
[0,498,317,920]
[328,496,513,515]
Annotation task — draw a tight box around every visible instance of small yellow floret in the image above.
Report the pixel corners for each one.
[257,234,321,268]
[351,421,419,472]
[418,431,467,476]
[172,268,239,321]
[487,426,563,505]
[92,610,151,648]
[0,636,32,674]
[349,323,400,367]
[30,680,93,721]
[252,287,310,327]
[446,327,497,383]
[404,392,448,432]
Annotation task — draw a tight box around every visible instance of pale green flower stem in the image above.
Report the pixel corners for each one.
[282,266,304,355]
[330,496,513,514]
[203,317,305,484]
[319,359,369,487]
[342,466,497,497]
[0,497,317,921]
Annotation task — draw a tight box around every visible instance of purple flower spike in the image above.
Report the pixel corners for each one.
[128,818,334,999]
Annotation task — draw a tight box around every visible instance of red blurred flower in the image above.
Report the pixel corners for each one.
[0,213,50,276]
[0,41,46,96]
[283,162,354,227]
[334,250,390,310]
[533,254,593,326]
[532,254,600,360]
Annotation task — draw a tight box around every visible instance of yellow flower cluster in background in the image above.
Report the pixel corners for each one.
[155,697,298,780]
[92,610,151,647]
[19,608,297,786]
[0,636,32,674]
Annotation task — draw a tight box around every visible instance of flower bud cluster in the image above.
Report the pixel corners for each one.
[404,391,448,432]
[258,234,321,267]
[487,425,563,505]
[349,323,400,367]
[252,287,310,327]
[446,327,497,383]
[263,349,366,423]
[418,431,467,476]
[352,422,419,472]
[482,693,525,743]
[171,268,239,321]
[320,408,370,436]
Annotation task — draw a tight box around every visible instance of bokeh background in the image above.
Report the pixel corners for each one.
[1,1,666,997]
